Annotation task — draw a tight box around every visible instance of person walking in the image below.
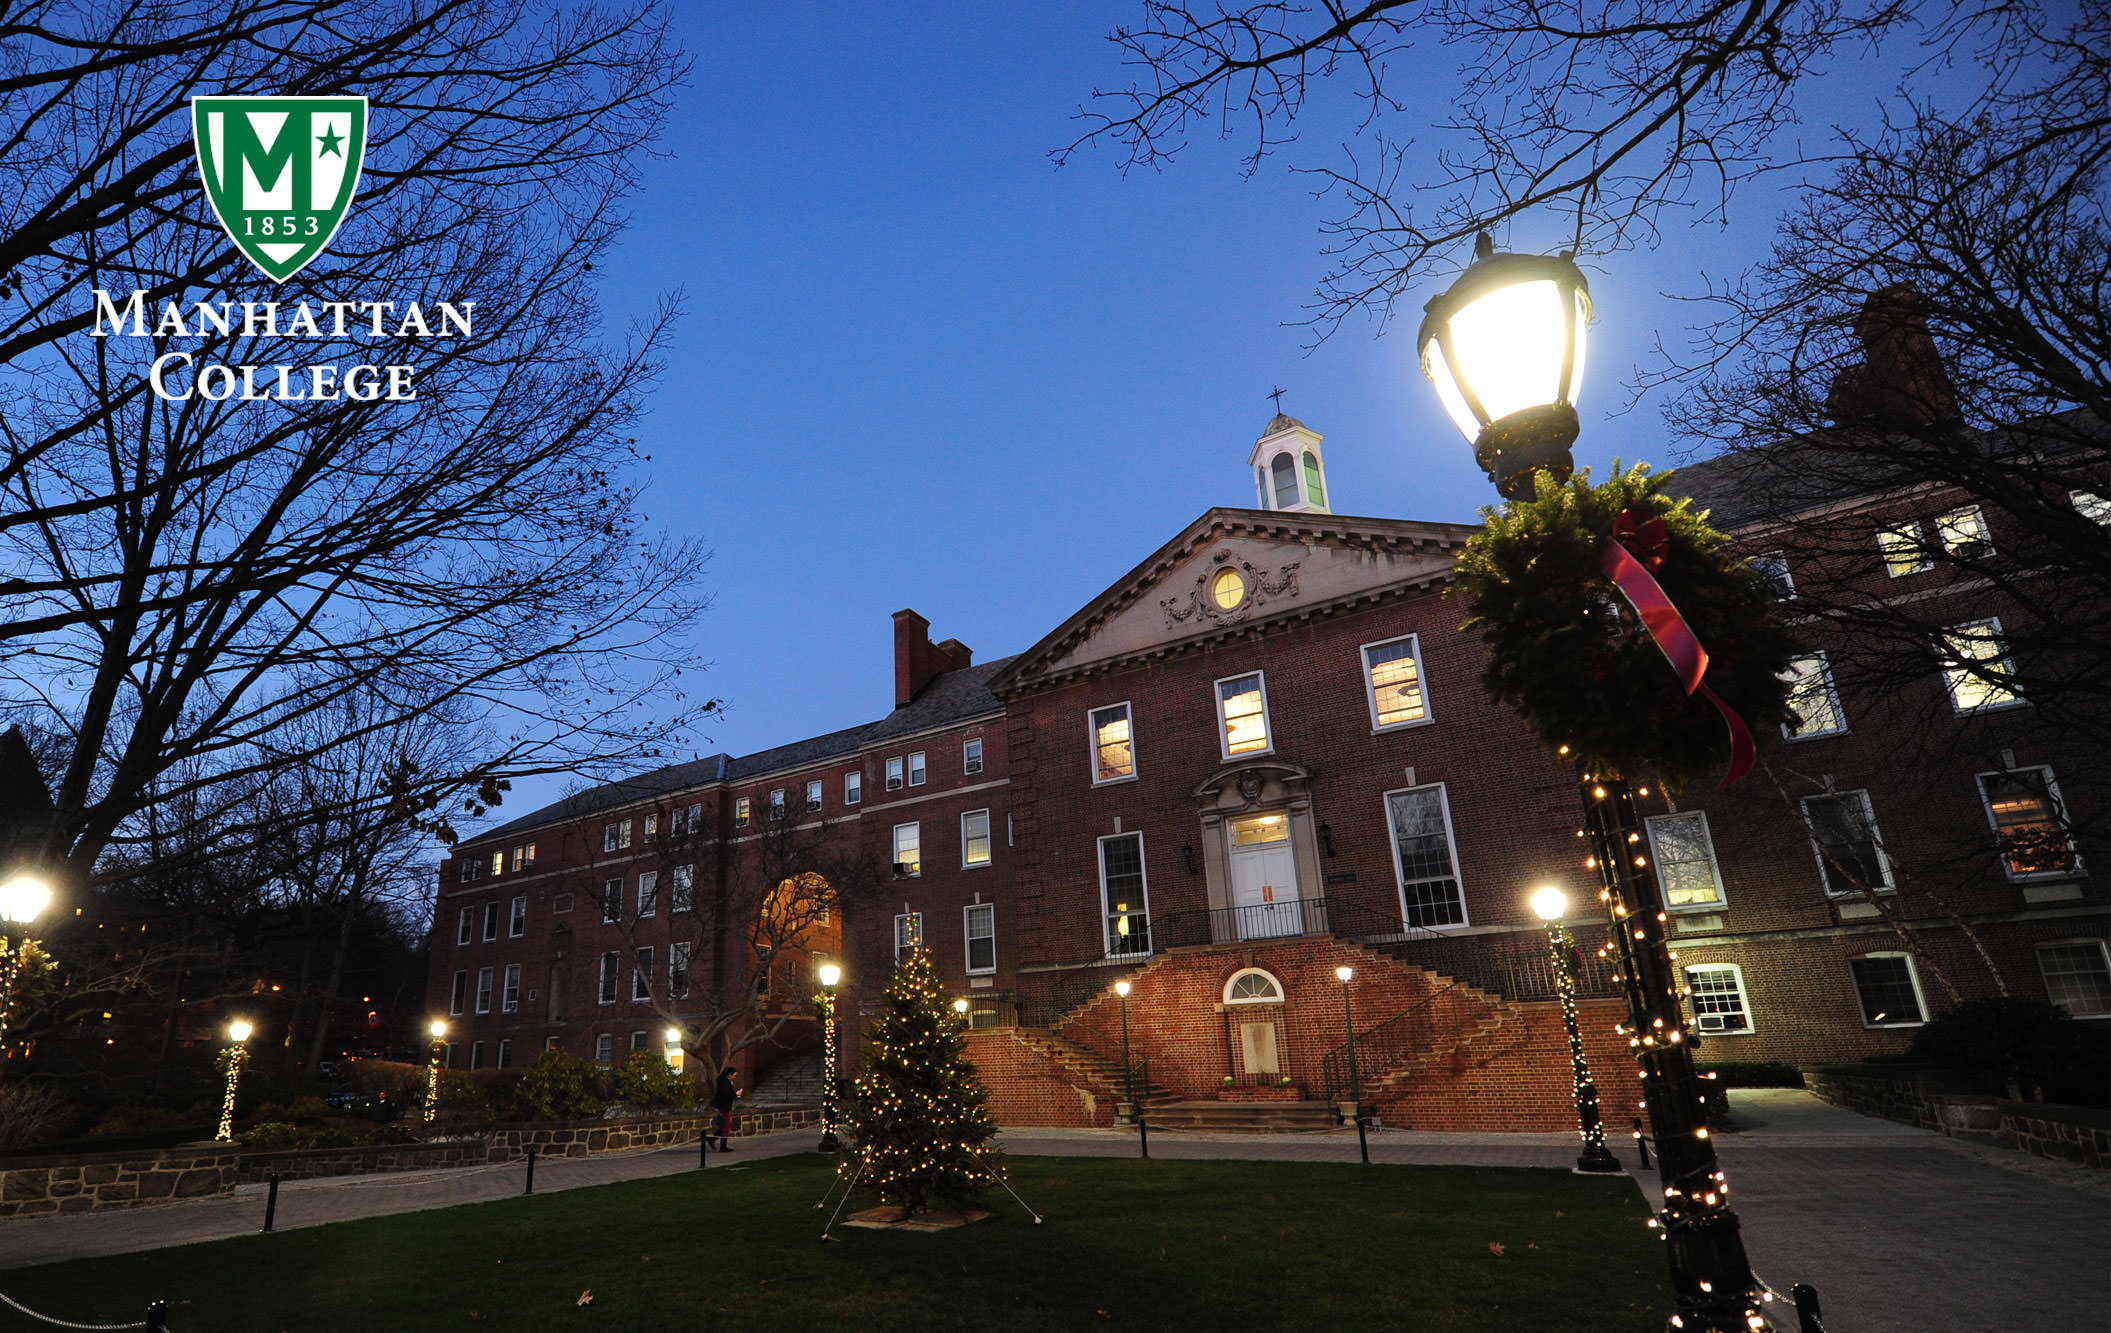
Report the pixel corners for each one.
[712,1064,737,1152]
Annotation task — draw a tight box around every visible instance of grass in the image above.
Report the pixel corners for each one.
[0,1156,1672,1332]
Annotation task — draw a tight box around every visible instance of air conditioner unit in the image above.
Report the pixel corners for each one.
[1696,1013,1729,1034]
[892,862,914,876]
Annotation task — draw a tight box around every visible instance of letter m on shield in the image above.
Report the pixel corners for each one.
[193,96,367,283]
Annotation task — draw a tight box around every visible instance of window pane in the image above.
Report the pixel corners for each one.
[962,810,992,867]
[845,770,862,803]
[1094,705,1134,780]
[1982,771,2077,877]
[1805,793,1889,894]
[1100,834,1151,956]
[964,738,983,774]
[1648,812,1724,908]
[1685,966,1751,1032]
[909,753,926,785]
[1387,787,1464,927]
[2038,943,2111,1016]
[1781,655,1844,738]
[965,903,995,973]
[637,870,657,917]
[1943,620,2020,710]
[671,864,694,912]
[1366,639,1427,728]
[633,948,653,1001]
[1218,675,1270,755]
[806,780,822,810]
[599,953,619,1003]
[894,823,920,876]
[1302,451,1325,509]
[1271,453,1297,507]
[1750,551,1794,599]
[1850,956,1924,1025]
[1936,506,1991,556]
[1878,524,1927,576]
[886,757,904,790]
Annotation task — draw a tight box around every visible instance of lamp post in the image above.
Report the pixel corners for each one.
[0,873,53,1052]
[1113,980,1135,1110]
[216,1019,252,1142]
[816,963,841,1152]
[1420,237,1764,1333]
[1334,966,1360,1109]
[1532,887,1624,1174]
[425,1019,446,1124]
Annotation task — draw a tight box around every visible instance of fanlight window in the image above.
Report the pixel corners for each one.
[1223,968,1284,1005]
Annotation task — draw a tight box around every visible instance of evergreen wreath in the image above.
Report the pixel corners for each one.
[1451,462,1799,788]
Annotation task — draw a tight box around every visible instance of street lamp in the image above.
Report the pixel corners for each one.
[216,1019,253,1142]
[425,1019,446,1124]
[1113,980,1135,1112]
[1532,887,1624,1174]
[1334,966,1360,1110]
[1417,233,1591,500]
[0,872,52,1050]
[1420,244,1764,1333]
[816,963,841,1152]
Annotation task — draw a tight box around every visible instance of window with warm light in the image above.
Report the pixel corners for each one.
[1941,618,2022,711]
[1935,506,1992,557]
[893,822,920,877]
[1216,672,1272,757]
[964,903,996,974]
[489,850,504,877]
[1877,523,1930,576]
[1091,703,1135,783]
[1803,791,1893,896]
[2036,941,2110,1017]
[1646,811,1727,910]
[1977,768,2079,880]
[1099,832,1152,958]
[1362,635,1430,730]
[1780,654,1846,739]
[961,809,992,868]
[1211,566,1246,610]
[1684,965,1753,1034]
[1385,784,1466,927]
[1849,953,1927,1027]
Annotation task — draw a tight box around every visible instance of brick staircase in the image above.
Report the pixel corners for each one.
[1010,1027,1174,1110]
[748,1051,826,1106]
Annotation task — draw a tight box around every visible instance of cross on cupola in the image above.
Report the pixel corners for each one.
[1248,398,1330,514]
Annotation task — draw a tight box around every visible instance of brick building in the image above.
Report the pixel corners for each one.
[426,406,2107,1130]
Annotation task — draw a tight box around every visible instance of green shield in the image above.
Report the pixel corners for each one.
[192,96,367,284]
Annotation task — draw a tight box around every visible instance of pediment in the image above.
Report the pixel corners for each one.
[992,509,1473,695]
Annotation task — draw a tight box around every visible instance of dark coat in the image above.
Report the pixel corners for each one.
[711,1070,736,1112]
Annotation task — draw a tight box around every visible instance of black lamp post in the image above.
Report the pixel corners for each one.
[1114,980,1135,1109]
[1420,237,1766,1333]
[1335,965,1361,1107]
[0,873,52,1050]
[816,963,841,1152]
[1531,887,1624,1174]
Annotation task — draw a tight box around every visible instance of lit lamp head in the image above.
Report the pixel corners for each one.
[818,963,841,988]
[0,873,53,926]
[429,1019,447,1040]
[664,1026,682,1046]
[1417,233,1591,501]
[228,1019,253,1043]
[952,998,969,1015]
[1530,885,1569,923]
[1113,981,1130,998]
[1335,965,1354,983]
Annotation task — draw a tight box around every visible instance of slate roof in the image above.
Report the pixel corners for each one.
[462,656,1014,851]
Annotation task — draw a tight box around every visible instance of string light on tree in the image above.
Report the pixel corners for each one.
[216,1019,252,1142]
[0,874,53,1052]
[1530,886,1622,1173]
[425,1019,446,1124]
[817,963,842,1153]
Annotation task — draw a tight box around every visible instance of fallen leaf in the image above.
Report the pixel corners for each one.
[1488,1242,1506,1256]
[577,1291,594,1307]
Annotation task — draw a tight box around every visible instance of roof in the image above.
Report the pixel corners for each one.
[461,657,1014,851]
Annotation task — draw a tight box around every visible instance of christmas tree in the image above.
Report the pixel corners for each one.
[842,944,1002,1213]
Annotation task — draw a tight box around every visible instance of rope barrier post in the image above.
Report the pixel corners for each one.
[1356,1113,1370,1164]
[1137,1117,1148,1159]
[260,1172,279,1233]
[524,1144,537,1195]
[145,1300,168,1332]
[1792,1284,1827,1333]
[1633,1115,1652,1170]
[699,1120,710,1168]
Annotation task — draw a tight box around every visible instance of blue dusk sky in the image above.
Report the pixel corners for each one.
[538,4,1928,807]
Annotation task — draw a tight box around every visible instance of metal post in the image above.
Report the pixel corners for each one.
[1548,917,1624,1173]
[1117,989,1135,1107]
[1792,1283,1828,1332]
[261,1172,279,1232]
[1584,776,1760,1330]
[145,1301,169,1332]
[1633,1116,1652,1170]
[699,1116,710,1168]
[524,1144,537,1194]
[1137,1116,1149,1159]
[1355,1112,1370,1165]
[1341,978,1361,1111]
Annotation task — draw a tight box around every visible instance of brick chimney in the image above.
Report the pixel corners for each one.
[893,610,973,707]
[1825,284,1960,428]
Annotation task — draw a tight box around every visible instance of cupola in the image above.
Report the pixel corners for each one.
[1247,413,1330,514]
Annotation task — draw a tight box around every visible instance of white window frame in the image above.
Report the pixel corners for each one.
[497,1038,513,1070]
[474,965,494,1015]
[805,779,823,812]
[456,907,472,947]
[963,737,984,775]
[769,788,786,820]
[509,895,527,938]
[1750,550,1795,600]
[1645,810,1728,911]
[632,947,654,1002]
[598,951,620,1005]
[482,901,500,942]
[845,770,862,804]
[669,940,693,999]
[1941,617,2024,714]
[2035,939,2111,1018]
[670,864,695,913]
[734,796,751,828]
[1848,952,1929,1029]
[893,822,921,877]
[1096,830,1154,959]
[894,912,923,962]
[470,1040,485,1071]
[2071,489,2111,525]
[908,751,927,787]
[1802,790,1896,897]
[961,808,992,869]
[683,804,701,833]
[1976,767,2082,882]
[642,813,659,842]
[1214,670,1275,760]
[636,870,658,918]
[963,903,996,975]
[1877,522,1931,577]
[1682,963,1754,1035]
[1934,505,1992,557]
[1223,967,1285,1005]
[1360,633,1434,733]
[1089,701,1137,785]
[594,1033,614,1065]
[602,878,622,923]
[886,756,905,791]
[1382,782,1471,930]
[502,963,522,1014]
[1780,652,1847,740]
[449,970,468,1016]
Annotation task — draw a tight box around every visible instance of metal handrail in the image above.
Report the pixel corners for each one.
[1319,979,1475,1104]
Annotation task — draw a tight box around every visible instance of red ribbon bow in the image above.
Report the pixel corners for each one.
[1598,509,1754,785]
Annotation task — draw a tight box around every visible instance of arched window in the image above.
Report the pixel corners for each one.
[1302,451,1325,509]
[1255,466,1271,508]
[1223,967,1285,1005]
[1271,453,1298,508]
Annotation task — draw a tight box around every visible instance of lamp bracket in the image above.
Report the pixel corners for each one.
[1475,403,1580,500]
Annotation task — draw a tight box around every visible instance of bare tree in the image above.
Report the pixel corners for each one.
[0,1,713,883]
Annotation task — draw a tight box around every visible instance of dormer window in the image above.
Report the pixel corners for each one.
[1271,453,1298,508]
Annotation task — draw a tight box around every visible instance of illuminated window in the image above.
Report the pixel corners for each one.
[1099,833,1152,958]
[1877,523,1930,576]
[2037,941,2110,1017]
[1684,965,1752,1034]
[489,850,504,877]
[1385,784,1466,927]
[1091,703,1135,783]
[962,809,992,868]
[1216,672,1272,757]
[845,770,862,804]
[1780,654,1845,738]
[1211,567,1246,610]
[1935,506,1992,557]
[1362,635,1430,730]
[734,797,750,828]
[1848,954,1926,1027]
[1223,968,1283,1005]
[963,737,984,775]
[893,822,920,877]
[1977,768,2079,880]
[964,904,996,975]
[1941,618,2021,712]
[908,752,926,787]
[1803,791,1893,896]
[1646,811,1726,909]
[886,757,904,791]
[894,912,922,962]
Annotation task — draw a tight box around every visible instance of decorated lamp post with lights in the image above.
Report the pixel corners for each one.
[1422,236,1797,1333]
[216,1020,253,1142]
[1531,886,1623,1174]
[0,873,53,1051]
[817,963,842,1152]
[424,1019,446,1124]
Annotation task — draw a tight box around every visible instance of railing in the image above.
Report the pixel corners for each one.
[1376,923,1623,1002]
[1318,979,1473,1104]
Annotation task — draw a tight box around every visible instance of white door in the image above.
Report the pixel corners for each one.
[1227,812,1303,939]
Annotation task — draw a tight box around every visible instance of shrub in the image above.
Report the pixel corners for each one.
[84,1104,197,1142]
[1907,997,2110,1107]
[0,1081,73,1151]
[288,1096,329,1123]
[514,1050,607,1122]
[237,1121,303,1149]
[361,1124,420,1146]
[612,1052,695,1110]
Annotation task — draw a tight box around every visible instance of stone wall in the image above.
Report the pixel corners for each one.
[0,1144,241,1217]
[237,1138,491,1184]
[1805,1064,2109,1168]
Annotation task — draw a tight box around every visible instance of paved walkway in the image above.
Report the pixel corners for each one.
[1,1091,2102,1332]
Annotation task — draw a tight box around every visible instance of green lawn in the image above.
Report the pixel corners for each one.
[0,1156,1672,1331]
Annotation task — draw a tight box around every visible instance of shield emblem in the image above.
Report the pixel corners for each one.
[192,96,367,283]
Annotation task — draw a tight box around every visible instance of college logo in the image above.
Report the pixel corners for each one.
[192,96,367,283]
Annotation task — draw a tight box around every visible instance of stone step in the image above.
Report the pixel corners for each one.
[748,1052,826,1106]
[1139,1100,1341,1132]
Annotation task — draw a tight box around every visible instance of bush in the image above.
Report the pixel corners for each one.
[361,1124,420,1146]
[513,1050,606,1122]
[0,1081,74,1151]
[1907,997,2110,1107]
[1698,1062,1806,1089]
[287,1096,329,1123]
[237,1121,303,1149]
[612,1053,695,1110]
[84,1104,198,1143]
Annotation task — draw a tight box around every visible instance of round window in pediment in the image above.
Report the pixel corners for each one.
[1211,566,1247,610]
